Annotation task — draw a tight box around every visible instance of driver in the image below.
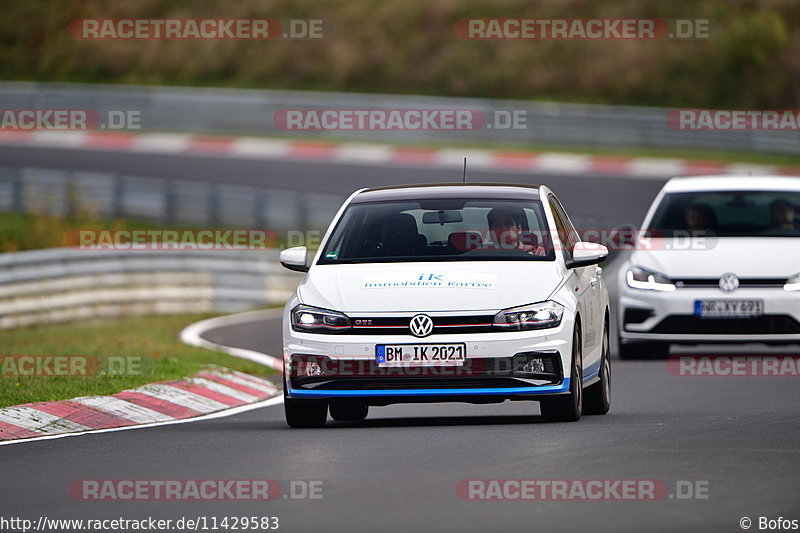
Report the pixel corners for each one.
[486,207,545,255]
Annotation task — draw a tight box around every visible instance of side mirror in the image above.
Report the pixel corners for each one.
[566,242,608,269]
[279,246,309,272]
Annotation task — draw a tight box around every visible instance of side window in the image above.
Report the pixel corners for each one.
[548,196,573,260]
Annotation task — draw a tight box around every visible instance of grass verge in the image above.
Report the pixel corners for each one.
[0,313,275,408]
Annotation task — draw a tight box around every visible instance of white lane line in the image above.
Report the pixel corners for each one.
[179,309,284,371]
[188,377,259,403]
[231,138,290,158]
[131,133,190,153]
[0,407,91,434]
[533,153,592,173]
[135,384,229,413]
[336,143,392,163]
[71,396,174,424]
[0,395,283,447]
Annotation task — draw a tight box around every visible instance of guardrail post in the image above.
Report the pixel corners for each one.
[255,189,267,230]
[208,183,220,226]
[111,174,123,218]
[163,179,176,225]
[11,167,23,212]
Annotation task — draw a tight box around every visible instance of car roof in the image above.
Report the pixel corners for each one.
[663,175,800,193]
[352,183,544,203]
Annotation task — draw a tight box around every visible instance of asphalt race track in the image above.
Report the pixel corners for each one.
[1,146,799,532]
[2,313,800,533]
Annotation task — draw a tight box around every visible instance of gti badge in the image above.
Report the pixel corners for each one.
[409,314,434,337]
[719,273,739,292]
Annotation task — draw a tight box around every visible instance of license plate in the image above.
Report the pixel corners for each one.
[376,344,466,367]
[694,299,763,318]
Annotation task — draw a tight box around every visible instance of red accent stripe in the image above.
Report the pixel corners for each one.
[390,147,437,164]
[777,167,800,176]
[185,136,236,154]
[492,151,538,169]
[31,400,135,429]
[590,156,632,173]
[167,380,244,407]
[0,419,41,439]
[681,161,728,175]
[83,132,137,149]
[197,373,269,398]
[0,130,34,142]
[113,391,200,418]
[286,141,339,158]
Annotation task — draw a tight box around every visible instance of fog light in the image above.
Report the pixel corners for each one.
[299,361,323,376]
[521,358,545,373]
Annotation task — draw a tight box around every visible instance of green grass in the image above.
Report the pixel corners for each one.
[0,212,167,253]
[0,314,276,408]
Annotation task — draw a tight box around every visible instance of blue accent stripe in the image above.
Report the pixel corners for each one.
[289,379,570,398]
[583,361,601,382]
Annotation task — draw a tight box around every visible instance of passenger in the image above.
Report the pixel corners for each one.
[770,199,797,230]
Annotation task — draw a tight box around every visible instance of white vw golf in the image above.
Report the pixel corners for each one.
[280,184,610,427]
[614,175,800,359]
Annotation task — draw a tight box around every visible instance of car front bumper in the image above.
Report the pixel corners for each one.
[618,285,800,344]
[283,314,580,404]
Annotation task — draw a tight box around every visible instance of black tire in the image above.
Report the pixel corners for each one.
[618,340,669,360]
[540,325,582,423]
[583,320,611,415]
[329,400,369,422]
[284,387,327,428]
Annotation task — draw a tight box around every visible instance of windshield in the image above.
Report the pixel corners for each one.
[318,198,556,264]
[647,191,800,237]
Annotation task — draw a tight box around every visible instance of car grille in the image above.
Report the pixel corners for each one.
[674,278,786,289]
[347,314,497,335]
[651,315,800,335]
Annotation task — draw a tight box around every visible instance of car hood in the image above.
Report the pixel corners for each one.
[298,261,564,313]
[628,237,800,278]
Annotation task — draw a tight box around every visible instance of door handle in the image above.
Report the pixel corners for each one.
[590,277,598,287]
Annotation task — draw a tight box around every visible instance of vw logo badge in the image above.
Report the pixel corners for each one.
[409,314,434,337]
[719,273,739,292]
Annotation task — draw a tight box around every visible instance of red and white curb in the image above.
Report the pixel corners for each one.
[0,368,279,444]
[0,310,285,445]
[1,129,795,179]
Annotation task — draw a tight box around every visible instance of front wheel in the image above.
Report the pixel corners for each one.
[540,325,582,423]
[583,320,611,415]
[284,387,327,428]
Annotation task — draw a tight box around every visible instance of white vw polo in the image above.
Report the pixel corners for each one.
[280,184,610,427]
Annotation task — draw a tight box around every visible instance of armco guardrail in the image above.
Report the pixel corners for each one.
[0,81,797,155]
[0,247,302,329]
[0,166,345,232]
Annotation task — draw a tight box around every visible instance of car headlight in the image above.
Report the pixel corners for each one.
[494,301,564,331]
[626,266,676,292]
[291,305,351,333]
[785,273,800,292]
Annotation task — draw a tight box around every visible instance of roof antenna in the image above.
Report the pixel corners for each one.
[462,157,467,184]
